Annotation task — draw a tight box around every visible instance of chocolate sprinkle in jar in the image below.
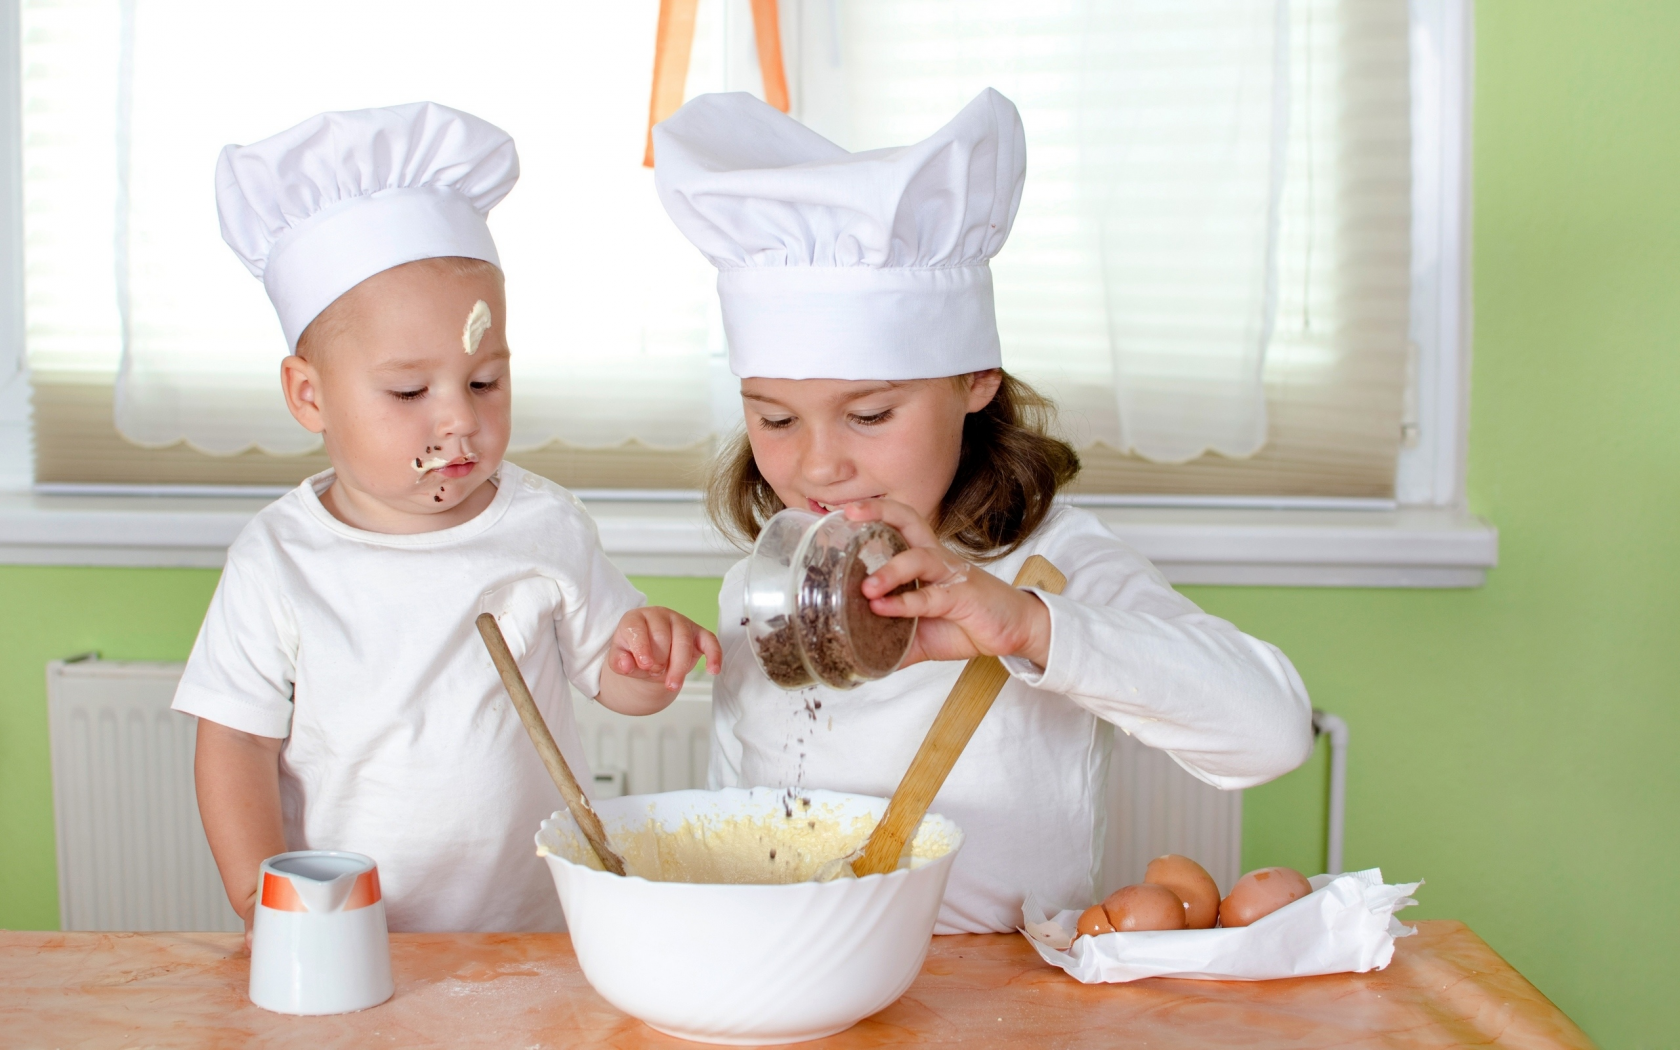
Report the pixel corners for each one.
[744,509,917,690]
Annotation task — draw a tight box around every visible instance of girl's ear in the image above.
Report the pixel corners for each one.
[965,369,1004,413]
[280,354,327,434]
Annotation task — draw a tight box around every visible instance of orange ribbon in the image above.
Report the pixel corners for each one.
[644,0,790,167]
[749,0,791,113]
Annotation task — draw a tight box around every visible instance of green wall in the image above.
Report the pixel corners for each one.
[2,3,1674,1045]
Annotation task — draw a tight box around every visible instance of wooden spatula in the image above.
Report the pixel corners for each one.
[850,554,1067,878]
[476,613,627,876]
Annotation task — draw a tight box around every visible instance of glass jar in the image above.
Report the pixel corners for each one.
[743,508,917,690]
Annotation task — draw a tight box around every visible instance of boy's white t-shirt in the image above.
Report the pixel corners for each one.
[172,463,644,932]
[710,505,1314,934]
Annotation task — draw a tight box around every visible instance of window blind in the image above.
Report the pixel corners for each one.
[795,0,1412,496]
[25,0,1411,497]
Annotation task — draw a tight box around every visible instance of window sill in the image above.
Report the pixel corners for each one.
[0,492,1497,587]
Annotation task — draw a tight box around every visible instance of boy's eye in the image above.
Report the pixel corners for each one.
[757,415,795,431]
[850,409,894,426]
[391,387,427,402]
[471,377,502,392]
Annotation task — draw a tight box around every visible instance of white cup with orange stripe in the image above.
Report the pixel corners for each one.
[249,850,394,1015]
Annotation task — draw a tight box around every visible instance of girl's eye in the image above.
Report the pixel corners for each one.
[391,388,427,402]
[757,415,795,431]
[471,377,502,392]
[850,409,894,427]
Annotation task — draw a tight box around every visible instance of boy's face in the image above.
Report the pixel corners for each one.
[280,260,512,533]
[739,371,1002,524]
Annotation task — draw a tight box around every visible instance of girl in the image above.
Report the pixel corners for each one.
[654,89,1313,933]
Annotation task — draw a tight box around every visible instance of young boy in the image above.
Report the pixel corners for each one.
[175,102,720,937]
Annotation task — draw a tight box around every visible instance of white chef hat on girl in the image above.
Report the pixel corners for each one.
[653,88,1026,380]
[215,101,519,351]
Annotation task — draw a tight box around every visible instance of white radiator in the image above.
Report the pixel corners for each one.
[571,682,714,799]
[1103,729,1243,895]
[46,660,1241,930]
[46,659,242,932]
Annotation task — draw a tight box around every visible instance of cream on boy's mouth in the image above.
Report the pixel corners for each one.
[413,454,479,480]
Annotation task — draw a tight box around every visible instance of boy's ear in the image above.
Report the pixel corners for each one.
[965,368,1004,413]
[280,355,327,434]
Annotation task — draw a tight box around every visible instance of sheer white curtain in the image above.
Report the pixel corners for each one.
[24,0,1409,485]
[1079,1,1290,463]
[787,0,1408,470]
[790,0,1292,461]
[26,0,750,456]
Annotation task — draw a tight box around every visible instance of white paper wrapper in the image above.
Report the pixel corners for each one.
[1021,868,1421,984]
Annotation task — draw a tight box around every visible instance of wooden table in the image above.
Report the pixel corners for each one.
[0,921,1591,1048]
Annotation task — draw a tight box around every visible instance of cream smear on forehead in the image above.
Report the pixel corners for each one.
[462,299,492,354]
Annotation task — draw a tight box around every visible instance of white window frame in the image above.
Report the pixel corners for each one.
[1396,0,1474,508]
[0,0,1496,586]
[0,0,27,494]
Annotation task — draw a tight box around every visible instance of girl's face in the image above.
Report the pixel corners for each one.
[740,370,1003,523]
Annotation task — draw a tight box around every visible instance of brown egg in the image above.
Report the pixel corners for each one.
[1218,867,1312,928]
[1144,854,1221,930]
[1101,883,1187,932]
[1076,904,1116,937]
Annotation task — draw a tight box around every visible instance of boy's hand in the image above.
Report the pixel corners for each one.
[844,499,1054,669]
[605,607,722,695]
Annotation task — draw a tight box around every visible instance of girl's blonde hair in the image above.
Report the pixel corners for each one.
[705,370,1081,561]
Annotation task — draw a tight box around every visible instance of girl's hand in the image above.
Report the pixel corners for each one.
[844,499,1053,668]
[607,607,723,693]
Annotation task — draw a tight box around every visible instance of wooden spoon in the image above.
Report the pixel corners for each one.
[476,613,627,876]
[850,555,1067,878]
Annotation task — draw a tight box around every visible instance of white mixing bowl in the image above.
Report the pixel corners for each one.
[536,787,962,1045]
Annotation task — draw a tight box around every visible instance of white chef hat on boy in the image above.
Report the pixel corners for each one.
[653,88,1026,380]
[215,101,519,351]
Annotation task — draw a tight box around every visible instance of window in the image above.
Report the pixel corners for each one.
[11,0,1465,506]
[799,0,1414,498]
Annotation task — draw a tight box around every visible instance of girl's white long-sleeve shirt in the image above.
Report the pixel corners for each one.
[709,505,1314,933]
